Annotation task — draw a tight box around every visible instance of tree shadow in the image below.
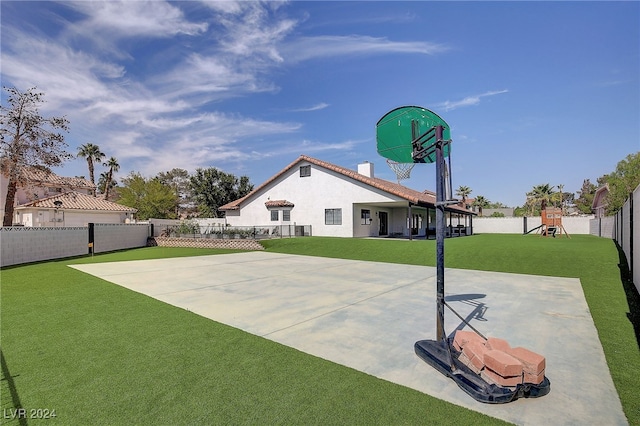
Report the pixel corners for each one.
[614,241,640,350]
[1,349,27,426]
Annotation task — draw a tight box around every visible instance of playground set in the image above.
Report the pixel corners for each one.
[376,106,550,404]
[524,207,570,238]
[540,207,570,238]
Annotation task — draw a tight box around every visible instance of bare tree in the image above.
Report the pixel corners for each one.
[1,87,71,226]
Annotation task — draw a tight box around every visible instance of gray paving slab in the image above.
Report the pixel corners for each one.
[70,252,627,425]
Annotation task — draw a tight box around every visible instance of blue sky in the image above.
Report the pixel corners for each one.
[2,1,638,208]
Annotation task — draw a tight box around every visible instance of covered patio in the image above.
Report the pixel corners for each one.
[353,200,475,239]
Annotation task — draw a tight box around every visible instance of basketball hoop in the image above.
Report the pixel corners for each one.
[386,159,415,184]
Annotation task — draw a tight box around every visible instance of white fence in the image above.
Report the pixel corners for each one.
[589,216,616,238]
[93,224,151,254]
[148,218,227,237]
[1,226,88,267]
[472,216,593,235]
[608,183,639,295]
[1,224,151,267]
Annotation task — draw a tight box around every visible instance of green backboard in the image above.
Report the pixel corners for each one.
[376,106,450,164]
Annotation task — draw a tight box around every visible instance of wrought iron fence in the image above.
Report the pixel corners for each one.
[159,224,312,240]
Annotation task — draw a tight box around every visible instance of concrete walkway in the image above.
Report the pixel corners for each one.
[71,252,627,425]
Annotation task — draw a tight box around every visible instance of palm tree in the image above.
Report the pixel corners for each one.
[455,185,472,209]
[77,143,105,187]
[98,171,117,198]
[473,195,490,216]
[556,184,565,214]
[526,184,555,215]
[103,157,120,200]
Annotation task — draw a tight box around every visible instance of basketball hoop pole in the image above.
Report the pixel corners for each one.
[434,125,446,342]
[378,107,551,403]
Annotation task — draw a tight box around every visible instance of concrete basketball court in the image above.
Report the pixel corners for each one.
[70,251,627,425]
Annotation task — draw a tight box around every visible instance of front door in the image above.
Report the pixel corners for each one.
[378,211,388,236]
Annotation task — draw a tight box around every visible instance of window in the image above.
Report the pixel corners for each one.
[361,209,371,225]
[283,210,291,221]
[300,165,311,177]
[325,208,342,225]
[271,210,279,221]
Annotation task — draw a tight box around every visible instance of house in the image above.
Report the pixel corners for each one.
[459,197,480,214]
[1,167,137,227]
[592,184,610,218]
[220,155,475,238]
[15,191,137,227]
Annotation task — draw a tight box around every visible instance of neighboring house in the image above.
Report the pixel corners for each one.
[482,208,515,217]
[220,155,475,238]
[592,184,610,218]
[15,191,137,227]
[1,167,136,226]
[460,197,478,214]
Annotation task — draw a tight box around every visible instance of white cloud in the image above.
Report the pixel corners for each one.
[198,1,296,63]
[281,35,449,62]
[438,90,509,111]
[1,29,122,110]
[1,23,301,178]
[2,1,450,180]
[290,103,330,112]
[156,53,278,102]
[299,138,363,152]
[64,0,208,39]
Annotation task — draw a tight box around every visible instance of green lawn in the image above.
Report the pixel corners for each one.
[1,235,638,425]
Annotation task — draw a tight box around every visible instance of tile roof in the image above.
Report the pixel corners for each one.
[265,200,295,208]
[16,191,137,212]
[21,167,96,190]
[220,155,473,214]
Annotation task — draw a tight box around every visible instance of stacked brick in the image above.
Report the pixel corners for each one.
[453,330,545,388]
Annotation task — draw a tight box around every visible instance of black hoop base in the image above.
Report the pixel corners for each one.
[414,339,551,404]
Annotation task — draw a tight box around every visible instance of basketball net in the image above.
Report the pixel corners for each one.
[386,159,415,184]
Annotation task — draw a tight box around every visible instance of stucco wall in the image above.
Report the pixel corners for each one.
[225,160,406,238]
[15,208,128,227]
[65,211,127,227]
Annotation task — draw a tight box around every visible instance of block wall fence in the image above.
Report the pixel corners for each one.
[1,224,150,267]
[472,216,592,235]
[611,184,639,295]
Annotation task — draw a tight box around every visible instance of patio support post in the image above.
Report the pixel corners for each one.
[435,125,446,342]
[408,202,413,241]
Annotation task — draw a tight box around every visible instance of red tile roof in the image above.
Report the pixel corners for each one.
[21,167,96,190]
[16,191,137,212]
[265,200,295,208]
[220,155,473,214]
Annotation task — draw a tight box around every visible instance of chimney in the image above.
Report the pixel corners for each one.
[358,161,374,178]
